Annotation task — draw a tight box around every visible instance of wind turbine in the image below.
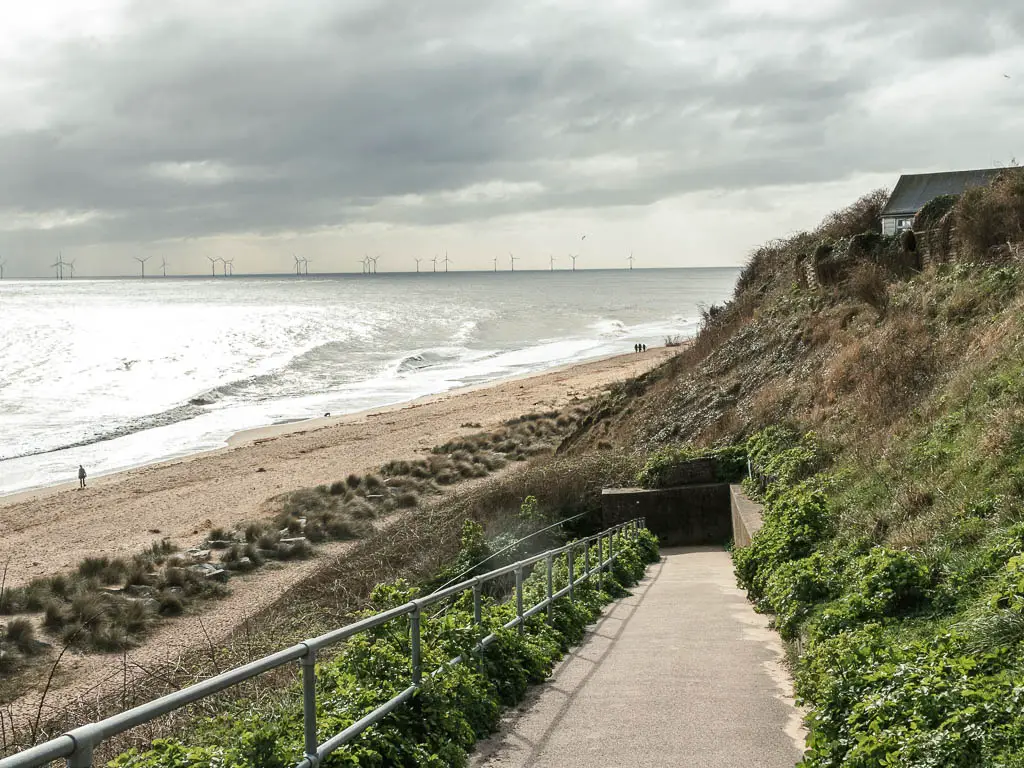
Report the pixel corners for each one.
[549,254,556,271]
[207,255,220,276]
[627,252,635,271]
[0,259,6,279]
[491,256,498,272]
[570,254,578,272]
[414,257,422,273]
[303,258,311,276]
[135,255,152,278]
[51,257,62,280]
[442,252,451,273]
[64,259,76,278]
[294,255,304,276]
[223,258,234,276]
[509,252,518,272]
[431,255,438,273]
[160,256,168,277]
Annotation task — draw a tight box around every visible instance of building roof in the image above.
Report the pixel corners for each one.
[881,168,1005,217]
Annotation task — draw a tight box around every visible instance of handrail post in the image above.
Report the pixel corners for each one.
[410,603,422,685]
[545,552,554,623]
[472,578,482,625]
[584,539,590,578]
[597,536,604,592]
[515,566,524,633]
[300,648,318,765]
[567,543,575,602]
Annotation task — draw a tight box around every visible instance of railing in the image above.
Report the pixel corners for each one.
[0,518,647,768]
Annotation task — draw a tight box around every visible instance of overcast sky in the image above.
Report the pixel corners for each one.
[1,0,1022,276]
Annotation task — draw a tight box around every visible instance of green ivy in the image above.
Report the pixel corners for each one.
[746,426,827,488]
[109,530,660,768]
[733,477,832,601]
[732,428,1024,767]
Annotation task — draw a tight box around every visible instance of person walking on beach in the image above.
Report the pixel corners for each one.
[78,464,87,489]
[642,343,647,352]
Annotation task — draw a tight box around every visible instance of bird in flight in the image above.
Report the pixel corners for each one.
[1005,74,1012,79]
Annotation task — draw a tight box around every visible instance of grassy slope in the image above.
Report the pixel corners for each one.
[563,172,1024,766]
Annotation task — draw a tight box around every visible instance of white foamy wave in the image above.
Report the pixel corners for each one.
[591,318,628,338]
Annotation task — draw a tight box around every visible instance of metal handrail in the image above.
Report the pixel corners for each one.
[0,518,647,768]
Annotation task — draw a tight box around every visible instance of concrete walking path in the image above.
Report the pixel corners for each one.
[471,547,805,768]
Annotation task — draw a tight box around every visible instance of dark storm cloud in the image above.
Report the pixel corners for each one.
[1,0,1023,251]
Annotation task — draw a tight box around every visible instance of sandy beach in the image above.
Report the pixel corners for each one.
[0,349,673,589]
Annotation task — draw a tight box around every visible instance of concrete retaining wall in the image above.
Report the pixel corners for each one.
[601,484,765,549]
[602,485,732,547]
[730,484,764,548]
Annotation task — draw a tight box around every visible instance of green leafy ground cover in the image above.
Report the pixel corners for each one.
[108,529,658,767]
[734,425,1024,767]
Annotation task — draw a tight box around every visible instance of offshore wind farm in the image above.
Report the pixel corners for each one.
[0,237,641,279]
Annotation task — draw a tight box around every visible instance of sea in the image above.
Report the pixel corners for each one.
[0,268,738,496]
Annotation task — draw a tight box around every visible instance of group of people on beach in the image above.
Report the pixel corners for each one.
[633,343,647,353]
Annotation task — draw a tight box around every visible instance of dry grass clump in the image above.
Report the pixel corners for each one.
[848,262,890,315]
[823,311,937,426]
[77,556,129,585]
[38,589,158,651]
[0,618,42,681]
[0,536,231,653]
[4,619,39,656]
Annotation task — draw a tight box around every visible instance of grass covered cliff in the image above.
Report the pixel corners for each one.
[562,168,1024,766]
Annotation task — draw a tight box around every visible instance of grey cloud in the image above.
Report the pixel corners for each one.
[1,0,1023,261]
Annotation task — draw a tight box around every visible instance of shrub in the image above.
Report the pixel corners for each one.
[955,170,1024,261]
[746,426,825,488]
[762,552,844,639]
[818,189,888,240]
[811,548,931,638]
[637,444,747,488]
